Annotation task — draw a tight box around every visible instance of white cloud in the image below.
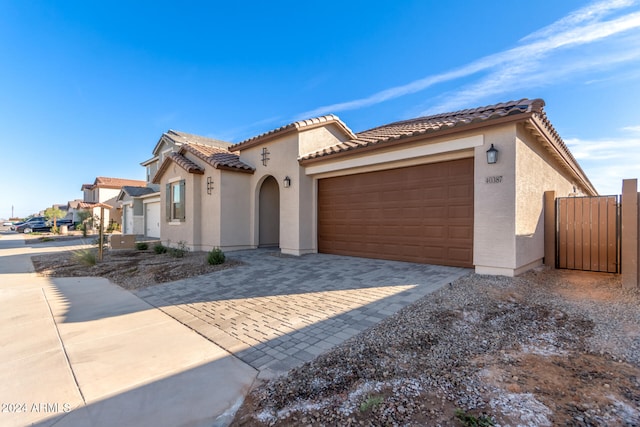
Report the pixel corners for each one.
[566,137,640,194]
[622,125,640,132]
[297,0,640,119]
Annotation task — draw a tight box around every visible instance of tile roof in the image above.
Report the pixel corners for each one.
[301,99,546,161]
[162,130,232,150]
[183,143,255,173]
[231,115,356,151]
[76,202,113,209]
[168,152,205,174]
[92,177,147,189]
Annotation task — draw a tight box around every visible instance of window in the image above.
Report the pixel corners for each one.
[166,180,185,221]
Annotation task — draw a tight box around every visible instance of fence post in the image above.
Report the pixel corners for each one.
[544,191,556,268]
[621,179,638,290]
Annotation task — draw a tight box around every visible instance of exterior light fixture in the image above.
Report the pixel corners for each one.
[486,144,498,164]
[283,176,291,188]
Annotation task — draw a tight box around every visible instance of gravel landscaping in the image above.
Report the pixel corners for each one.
[231,268,640,426]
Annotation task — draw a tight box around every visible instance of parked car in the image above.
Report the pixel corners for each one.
[2,221,13,227]
[15,217,51,233]
[10,221,24,231]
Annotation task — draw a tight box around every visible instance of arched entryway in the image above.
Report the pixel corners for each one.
[259,176,280,247]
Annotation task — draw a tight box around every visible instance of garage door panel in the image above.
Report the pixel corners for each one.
[318,158,474,268]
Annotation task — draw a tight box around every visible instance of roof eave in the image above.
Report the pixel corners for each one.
[299,113,531,165]
[526,116,598,196]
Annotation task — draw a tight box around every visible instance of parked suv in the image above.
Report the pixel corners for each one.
[15,217,51,233]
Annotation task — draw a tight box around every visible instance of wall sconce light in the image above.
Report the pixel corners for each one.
[206,176,213,195]
[486,144,498,164]
[283,176,291,188]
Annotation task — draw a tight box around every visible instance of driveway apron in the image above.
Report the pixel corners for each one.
[135,249,470,379]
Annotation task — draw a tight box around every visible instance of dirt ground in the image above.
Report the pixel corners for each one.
[231,270,640,427]
[31,237,241,290]
[28,237,640,426]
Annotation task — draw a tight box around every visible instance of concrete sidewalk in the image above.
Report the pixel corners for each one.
[0,233,256,427]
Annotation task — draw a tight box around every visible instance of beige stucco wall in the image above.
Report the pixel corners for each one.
[159,162,198,250]
[473,123,588,276]
[238,132,316,255]
[219,170,253,251]
[513,124,585,272]
[473,125,518,275]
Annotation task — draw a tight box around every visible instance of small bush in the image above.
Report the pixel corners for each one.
[359,395,383,412]
[72,249,98,266]
[455,409,495,427]
[135,242,149,250]
[168,240,189,258]
[51,226,59,235]
[207,248,225,265]
[153,243,167,254]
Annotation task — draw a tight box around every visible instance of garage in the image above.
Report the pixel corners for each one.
[318,158,474,268]
[145,201,161,238]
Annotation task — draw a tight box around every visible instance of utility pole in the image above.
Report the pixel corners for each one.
[11,205,14,218]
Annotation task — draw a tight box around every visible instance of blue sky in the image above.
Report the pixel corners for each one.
[1,0,639,218]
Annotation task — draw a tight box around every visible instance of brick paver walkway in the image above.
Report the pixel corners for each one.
[135,249,469,378]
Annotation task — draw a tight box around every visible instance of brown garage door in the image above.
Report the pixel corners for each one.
[318,158,474,268]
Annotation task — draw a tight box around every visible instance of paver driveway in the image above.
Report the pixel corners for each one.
[135,249,469,378]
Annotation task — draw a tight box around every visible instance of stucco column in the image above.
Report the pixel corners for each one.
[621,179,638,290]
[543,191,556,268]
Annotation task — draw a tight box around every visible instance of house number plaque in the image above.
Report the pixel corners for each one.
[486,175,503,184]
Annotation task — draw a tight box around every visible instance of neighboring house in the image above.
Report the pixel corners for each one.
[78,177,147,228]
[116,186,156,235]
[137,130,233,238]
[152,99,596,277]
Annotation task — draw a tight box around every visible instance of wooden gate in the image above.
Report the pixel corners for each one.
[556,196,620,273]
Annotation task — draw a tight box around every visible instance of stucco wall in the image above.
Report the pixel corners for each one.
[219,171,253,251]
[238,133,315,255]
[159,163,197,251]
[473,125,518,275]
[514,124,582,271]
[298,123,351,158]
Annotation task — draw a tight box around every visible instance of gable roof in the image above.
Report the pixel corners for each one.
[149,129,233,158]
[300,99,545,161]
[298,98,596,195]
[231,114,356,151]
[119,186,156,198]
[151,143,255,184]
[93,177,147,189]
[183,143,255,173]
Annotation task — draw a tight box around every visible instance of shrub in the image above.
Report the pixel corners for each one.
[51,226,59,235]
[168,240,189,258]
[207,248,225,265]
[72,249,98,266]
[153,243,167,254]
[135,242,149,250]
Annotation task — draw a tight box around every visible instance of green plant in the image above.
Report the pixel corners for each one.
[454,409,495,427]
[72,249,98,266]
[153,243,167,254]
[136,242,149,250]
[207,247,225,265]
[359,395,383,412]
[168,240,189,258]
[51,225,59,235]
[39,237,54,242]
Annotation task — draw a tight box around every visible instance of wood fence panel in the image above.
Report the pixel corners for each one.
[607,197,618,273]
[558,198,568,269]
[557,195,619,273]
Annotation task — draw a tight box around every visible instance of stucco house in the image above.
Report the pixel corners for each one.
[152,98,596,277]
[137,130,233,238]
[79,177,147,228]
